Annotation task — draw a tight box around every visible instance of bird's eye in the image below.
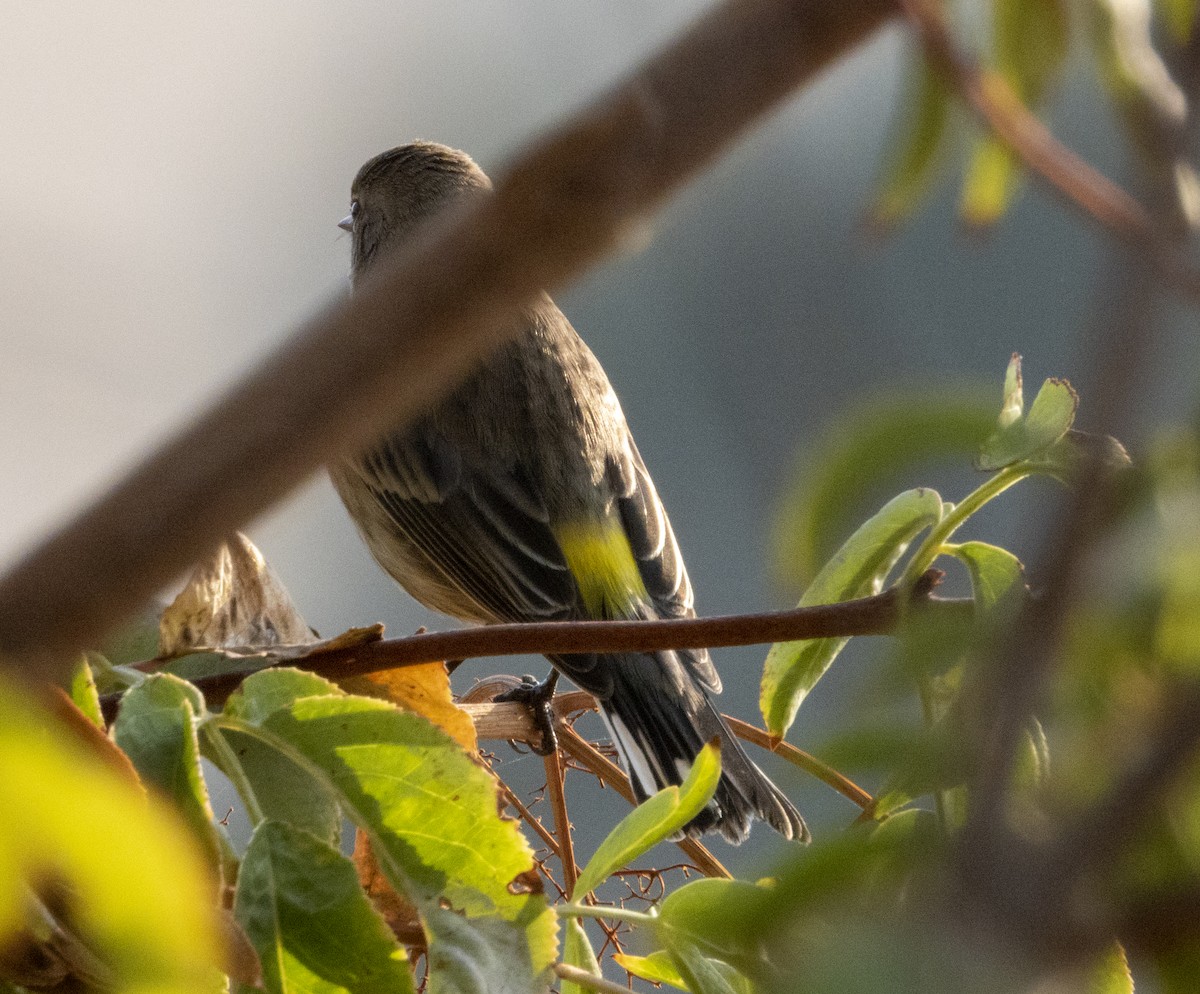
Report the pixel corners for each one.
[350,200,361,219]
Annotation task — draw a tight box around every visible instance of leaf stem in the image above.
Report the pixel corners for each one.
[556,903,656,927]
[200,718,266,826]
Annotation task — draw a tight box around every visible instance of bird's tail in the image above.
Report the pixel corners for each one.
[596,654,808,845]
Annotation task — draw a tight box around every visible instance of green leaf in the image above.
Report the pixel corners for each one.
[223,667,343,723]
[423,906,553,994]
[659,879,777,985]
[615,950,690,990]
[996,0,1070,104]
[0,674,222,993]
[762,488,944,737]
[1087,941,1133,994]
[952,541,1025,613]
[1032,429,1133,484]
[235,820,413,994]
[1155,0,1198,42]
[662,934,741,994]
[112,673,220,865]
[998,353,1024,427]
[772,387,996,591]
[221,671,556,987]
[573,742,721,898]
[871,53,952,228]
[68,656,103,728]
[978,377,1078,470]
[559,919,602,994]
[960,136,1020,227]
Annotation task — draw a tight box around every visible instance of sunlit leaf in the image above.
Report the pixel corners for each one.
[952,541,1025,613]
[662,934,742,994]
[615,950,690,990]
[762,488,943,737]
[1155,0,1198,41]
[573,743,720,898]
[342,661,476,751]
[961,136,1020,227]
[1087,941,1133,994]
[978,377,1078,470]
[220,671,557,987]
[234,820,413,994]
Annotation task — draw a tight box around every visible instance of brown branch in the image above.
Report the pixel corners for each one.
[557,724,731,880]
[899,0,1200,305]
[0,0,897,686]
[722,715,874,811]
[544,749,579,896]
[98,581,969,720]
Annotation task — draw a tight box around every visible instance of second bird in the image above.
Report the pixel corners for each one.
[330,141,806,844]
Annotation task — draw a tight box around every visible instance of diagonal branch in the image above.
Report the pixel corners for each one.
[0,0,897,685]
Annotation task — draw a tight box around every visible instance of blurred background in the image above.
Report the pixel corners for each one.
[0,1,1186,870]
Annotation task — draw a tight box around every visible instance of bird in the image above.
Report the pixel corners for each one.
[329,141,807,844]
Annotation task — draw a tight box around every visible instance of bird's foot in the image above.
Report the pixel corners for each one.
[494,672,560,756]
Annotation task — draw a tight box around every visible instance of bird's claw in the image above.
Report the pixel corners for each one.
[494,673,560,756]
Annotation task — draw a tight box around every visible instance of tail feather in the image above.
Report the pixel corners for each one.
[600,655,809,845]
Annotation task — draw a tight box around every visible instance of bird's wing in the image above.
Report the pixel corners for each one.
[352,427,578,624]
[609,441,723,694]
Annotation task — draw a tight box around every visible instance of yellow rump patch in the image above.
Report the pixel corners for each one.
[555,521,648,619]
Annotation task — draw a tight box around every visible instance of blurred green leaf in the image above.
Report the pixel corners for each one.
[559,919,601,994]
[952,541,1026,612]
[762,488,943,737]
[996,0,1070,102]
[234,820,413,994]
[573,742,720,898]
[961,136,1020,227]
[219,671,556,987]
[1087,940,1133,994]
[112,673,220,866]
[978,377,1078,470]
[68,657,103,729]
[773,387,995,591]
[1155,0,1198,41]
[423,906,553,994]
[662,934,742,994]
[0,674,222,993]
[872,53,952,228]
[659,879,777,986]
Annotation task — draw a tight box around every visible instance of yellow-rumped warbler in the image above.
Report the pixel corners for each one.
[330,141,806,843]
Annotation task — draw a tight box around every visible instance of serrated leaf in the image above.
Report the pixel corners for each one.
[68,657,103,729]
[772,387,997,591]
[998,353,1024,427]
[234,820,413,994]
[559,919,602,994]
[221,671,556,986]
[224,667,343,724]
[112,673,220,865]
[762,488,943,737]
[953,541,1026,613]
[573,743,720,898]
[0,674,222,992]
[342,661,476,751]
[872,53,952,228]
[1088,941,1134,994]
[978,377,1078,470]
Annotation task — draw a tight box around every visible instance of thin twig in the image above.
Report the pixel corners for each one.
[557,724,731,880]
[722,715,874,811]
[0,0,896,685]
[544,748,579,896]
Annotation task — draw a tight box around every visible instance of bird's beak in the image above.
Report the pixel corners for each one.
[337,215,354,232]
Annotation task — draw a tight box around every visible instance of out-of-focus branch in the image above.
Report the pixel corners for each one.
[900,0,1200,304]
[0,0,896,686]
